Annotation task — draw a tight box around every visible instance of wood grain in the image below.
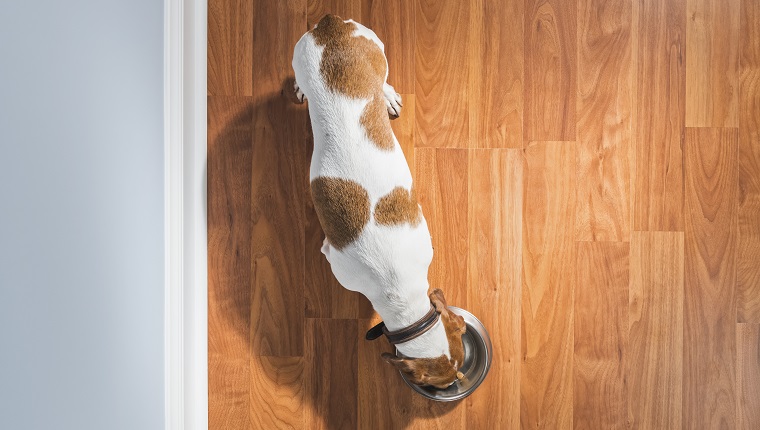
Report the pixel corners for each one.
[683,127,738,429]
[207,0,252,96]
[632,0,686,231]
[209,359,251,429]
[251,0,307,356]
[304,319,358,430]
[415,148,468,308]
[357,319,416,430]
[524,0,576,141]
[466,149,522,429]
[408,395,465,429]
[737,323,760,430]
[575,0,632,242]
[392,94,415,173]
[628,231,684,429]
[415,0,470,148]
[362,0,415,94]
[304,198,343,319]
[468,0,523,149]
[208,96,253,429]
[250,357,304,429]
[208,96,253,358]
[521,142,576,429]
[686,0,740,127]
[307,0,362,28]
[573,242,629,429]
[738,0,760,323]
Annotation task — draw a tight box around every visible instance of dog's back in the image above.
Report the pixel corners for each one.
[293,15,433,304]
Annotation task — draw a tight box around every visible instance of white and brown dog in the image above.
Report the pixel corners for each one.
[292,14,465,389]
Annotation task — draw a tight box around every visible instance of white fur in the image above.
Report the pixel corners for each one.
[293,20,450,359]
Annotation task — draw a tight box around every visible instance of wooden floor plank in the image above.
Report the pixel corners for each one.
[469,0,523,149]
[466,149,522,429]
[393,94,416,173]
[208,0,253,96]
[303,199,342,319]
[573,242,629,429]
[251,0,307,356]
[575,0,632,241]
[737,323,760,430]
[685,0,740,127]
[521,142,576,429]
[738,0,760,323]
[357,319,417,430]
[631,0,686,231]
[683,127,738,429]
[362,0,415,94]
[415,0,470,148]
[209,359,251,430]
[628,231,684,429]
[208,96,254,358]
[208,96,254,429]
[304,319,358,430]
[307,0,362,28]
[407,396,465,429]
[415,148,469,308]
[250,357,304,429]
[524,0,576,141]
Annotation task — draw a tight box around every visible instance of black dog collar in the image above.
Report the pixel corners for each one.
[365,304,440,345]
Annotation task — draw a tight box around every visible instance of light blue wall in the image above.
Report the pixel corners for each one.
[0,1,164,429]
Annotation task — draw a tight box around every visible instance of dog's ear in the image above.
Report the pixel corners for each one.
[381,353,460,388]
[429,288,448,313]
[429,289,465,332]
[381,353,430,384]
[381,353,414,373]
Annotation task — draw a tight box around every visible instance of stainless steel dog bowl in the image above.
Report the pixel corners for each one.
[396,306,492,402]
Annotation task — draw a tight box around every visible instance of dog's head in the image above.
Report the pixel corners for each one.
[381,289,466,389]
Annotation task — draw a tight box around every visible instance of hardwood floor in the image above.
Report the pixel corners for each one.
[208,0,760,428]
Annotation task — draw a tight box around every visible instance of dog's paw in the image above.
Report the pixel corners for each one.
[383,83,402,117]
[294,80,306,103]
[320,237,331,259]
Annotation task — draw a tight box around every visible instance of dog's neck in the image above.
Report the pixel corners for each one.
[375,290,431,331]
[371,288,451,359]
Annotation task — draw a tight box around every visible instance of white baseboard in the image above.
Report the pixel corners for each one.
[164,0,207,428]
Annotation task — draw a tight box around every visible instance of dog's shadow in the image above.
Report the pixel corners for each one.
[208,77,460,428]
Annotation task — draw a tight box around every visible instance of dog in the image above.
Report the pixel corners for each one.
[292,14,465,389]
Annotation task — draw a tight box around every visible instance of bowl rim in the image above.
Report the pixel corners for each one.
[396,306,492,402]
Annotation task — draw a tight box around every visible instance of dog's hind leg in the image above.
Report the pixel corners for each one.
[294,79,306,103]
[320,237,332,261]
[383,83,402,117]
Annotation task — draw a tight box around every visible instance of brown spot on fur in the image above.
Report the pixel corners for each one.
[374,186,421,226]
[310,14,393,151]
[311,15,386,99]
[310,177,370,250]
[360,94,394,150]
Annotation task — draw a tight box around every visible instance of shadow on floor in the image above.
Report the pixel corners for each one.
[208,77,460,429]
